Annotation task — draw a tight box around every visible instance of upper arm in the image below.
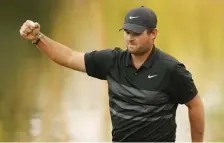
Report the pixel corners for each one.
[169,63,198,104]
[185,94,203,109]
[84,49,117,80]
[67,51,86,72]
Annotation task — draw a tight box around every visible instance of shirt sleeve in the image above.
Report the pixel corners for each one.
[169,63,198,104]
[84,49,116,80]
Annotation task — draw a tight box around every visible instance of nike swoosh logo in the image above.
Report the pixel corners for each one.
[148,75,157,79]
[129,16,139,19]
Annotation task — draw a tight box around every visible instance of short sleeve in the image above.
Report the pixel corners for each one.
[169,63,198,104]
[84,49,116,80]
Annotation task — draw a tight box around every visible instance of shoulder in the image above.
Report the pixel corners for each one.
[84,47,124,59]
[113,47,126,55]
[155,47,184,72]
[109,47,128,61]
[95,47,125,57]
[84,47,125,79]
[155,47,194,80]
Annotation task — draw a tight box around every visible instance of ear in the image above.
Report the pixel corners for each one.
[151,28,158,39]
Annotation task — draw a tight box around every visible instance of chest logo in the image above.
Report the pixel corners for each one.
[148,74,157,79]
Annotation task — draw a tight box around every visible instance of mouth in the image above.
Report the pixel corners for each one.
[127,43,136,47]
[128,44,136,48]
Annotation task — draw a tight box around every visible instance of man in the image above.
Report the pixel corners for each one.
[19,6,204,142]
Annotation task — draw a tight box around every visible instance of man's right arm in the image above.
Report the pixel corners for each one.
[20,20,86,72]
[36,34,86,72]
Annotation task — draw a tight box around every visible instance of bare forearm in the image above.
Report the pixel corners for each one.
[188,105,205,142]
[36,34,73,65]
[36,34,85,72]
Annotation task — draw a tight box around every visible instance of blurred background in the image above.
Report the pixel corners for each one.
[0,0,224,141]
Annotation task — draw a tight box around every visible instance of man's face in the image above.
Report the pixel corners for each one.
[124,28,157,55]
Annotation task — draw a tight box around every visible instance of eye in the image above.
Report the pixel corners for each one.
[125,30,130,35]
[125,30,141,36]
[133,32,141,36]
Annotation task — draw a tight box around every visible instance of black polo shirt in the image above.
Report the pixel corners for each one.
[84,46,198,142]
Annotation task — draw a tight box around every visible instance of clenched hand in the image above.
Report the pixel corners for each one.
[20,20,41,41]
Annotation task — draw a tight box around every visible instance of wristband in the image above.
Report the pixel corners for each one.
[32,33,43,45]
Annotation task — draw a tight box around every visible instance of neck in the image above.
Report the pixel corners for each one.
[131,46,153,69]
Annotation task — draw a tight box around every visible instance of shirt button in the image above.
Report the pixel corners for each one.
[134,72,138,75]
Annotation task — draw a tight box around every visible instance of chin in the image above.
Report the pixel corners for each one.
[127,49,138,54]
[128,48,146,55]
[127,47,135,53]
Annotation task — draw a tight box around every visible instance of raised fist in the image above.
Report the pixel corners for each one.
[20,20,40,41]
